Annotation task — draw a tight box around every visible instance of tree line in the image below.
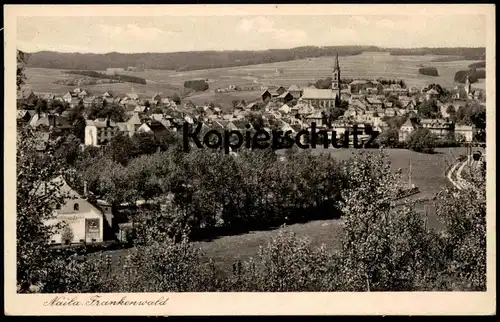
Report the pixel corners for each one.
[388,47,485,60]
[65,70,147,85]
[25,47,377,71]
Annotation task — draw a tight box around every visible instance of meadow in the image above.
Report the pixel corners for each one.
[25,52,484,105]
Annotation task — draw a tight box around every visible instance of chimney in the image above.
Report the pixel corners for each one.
[106,116,110,128]
[52,114,57,127]
[83,180,88,197]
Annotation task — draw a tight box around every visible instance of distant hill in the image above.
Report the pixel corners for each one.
[24,46,486,72]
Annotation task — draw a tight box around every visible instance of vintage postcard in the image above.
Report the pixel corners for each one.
[4,4,496,316]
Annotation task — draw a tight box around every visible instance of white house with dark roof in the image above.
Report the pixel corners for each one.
[42,176,113,244]
[398,118,417,142]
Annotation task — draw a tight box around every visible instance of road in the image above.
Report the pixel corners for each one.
[447,155,474,190]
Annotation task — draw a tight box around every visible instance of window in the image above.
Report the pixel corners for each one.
[73,203,79,211]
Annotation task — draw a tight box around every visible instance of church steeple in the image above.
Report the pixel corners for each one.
[332,53,341,101]
[465,74,471,98]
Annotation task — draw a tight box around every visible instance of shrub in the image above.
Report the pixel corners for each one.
[406,128,437,153]
[225,229,343,292]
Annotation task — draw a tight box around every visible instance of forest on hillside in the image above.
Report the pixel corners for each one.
[24,46,485,72]
[388,47,485,60]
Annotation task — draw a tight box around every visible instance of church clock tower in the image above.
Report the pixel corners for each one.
[332,53,341,104]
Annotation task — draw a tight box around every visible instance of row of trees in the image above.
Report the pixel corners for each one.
[65,70,147,85]
[389,47,485,60]
[18,128,486,292]
[26,46,374,71]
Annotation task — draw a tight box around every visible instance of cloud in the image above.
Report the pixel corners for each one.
[100,23,165,41]
[17,40,92,53]
[319,26,358,45]
[376,19,395,29]
[237,16,307,44]
[352,16,370,25]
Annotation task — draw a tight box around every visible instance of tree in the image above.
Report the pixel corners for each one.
[73,116,86,142]
[105,133,138,166]
[35,99,49,115]
[435,176,486,290]
[17,50,29,91]
[55,134,82,166]
[340,152,441,291]
[446,105,456,119]
[376,129,399,147]
[16,128,67,291]
[418,99,439,118]
[406,128,437,153]
[170,93,181,105]
[61,225,74,245]
[133,132,160,155]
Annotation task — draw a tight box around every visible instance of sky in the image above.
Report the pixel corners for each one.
[17,14,487,54]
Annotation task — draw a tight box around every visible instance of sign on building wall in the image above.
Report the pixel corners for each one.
[85,218,100,240]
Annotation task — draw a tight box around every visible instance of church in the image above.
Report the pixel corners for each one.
[300,53,341,109]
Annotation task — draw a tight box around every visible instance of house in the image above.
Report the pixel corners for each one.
[398,118,417,142]
[420,118,453,139]
[384,108,397,117]
[300,88,338,109]
[455,125,476,142]
[17,88,38,107]
[279,104,291,114]
[261,90,272,102]
[275,86,287,96]
[137,121,169,138]
[102,91,114,99]
[365,97,383,109]
[349,80,383,94]
[425,88,440,100]
[288,85,303,99]
[127,92,139,100]
[401,100,417,111]
[42,176,113,244]
[409,86,419,94]
[151,93,163,104]
[42,93,55,101]
[83,96,94,108]
[17,110,33,125]
[78,90,90,98]
[277,91,294,104]
[396,108,407,116]
[69,97,82,108]
[134,105,148,114]
[84,118,133,146]
[344,106,362,119]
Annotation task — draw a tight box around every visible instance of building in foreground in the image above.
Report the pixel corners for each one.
[42,177,114,245]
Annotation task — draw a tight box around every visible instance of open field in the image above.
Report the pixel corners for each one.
[25,52,484,106]
[102,147,470,275]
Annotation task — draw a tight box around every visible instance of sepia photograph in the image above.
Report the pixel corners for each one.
[4,4,496,316]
